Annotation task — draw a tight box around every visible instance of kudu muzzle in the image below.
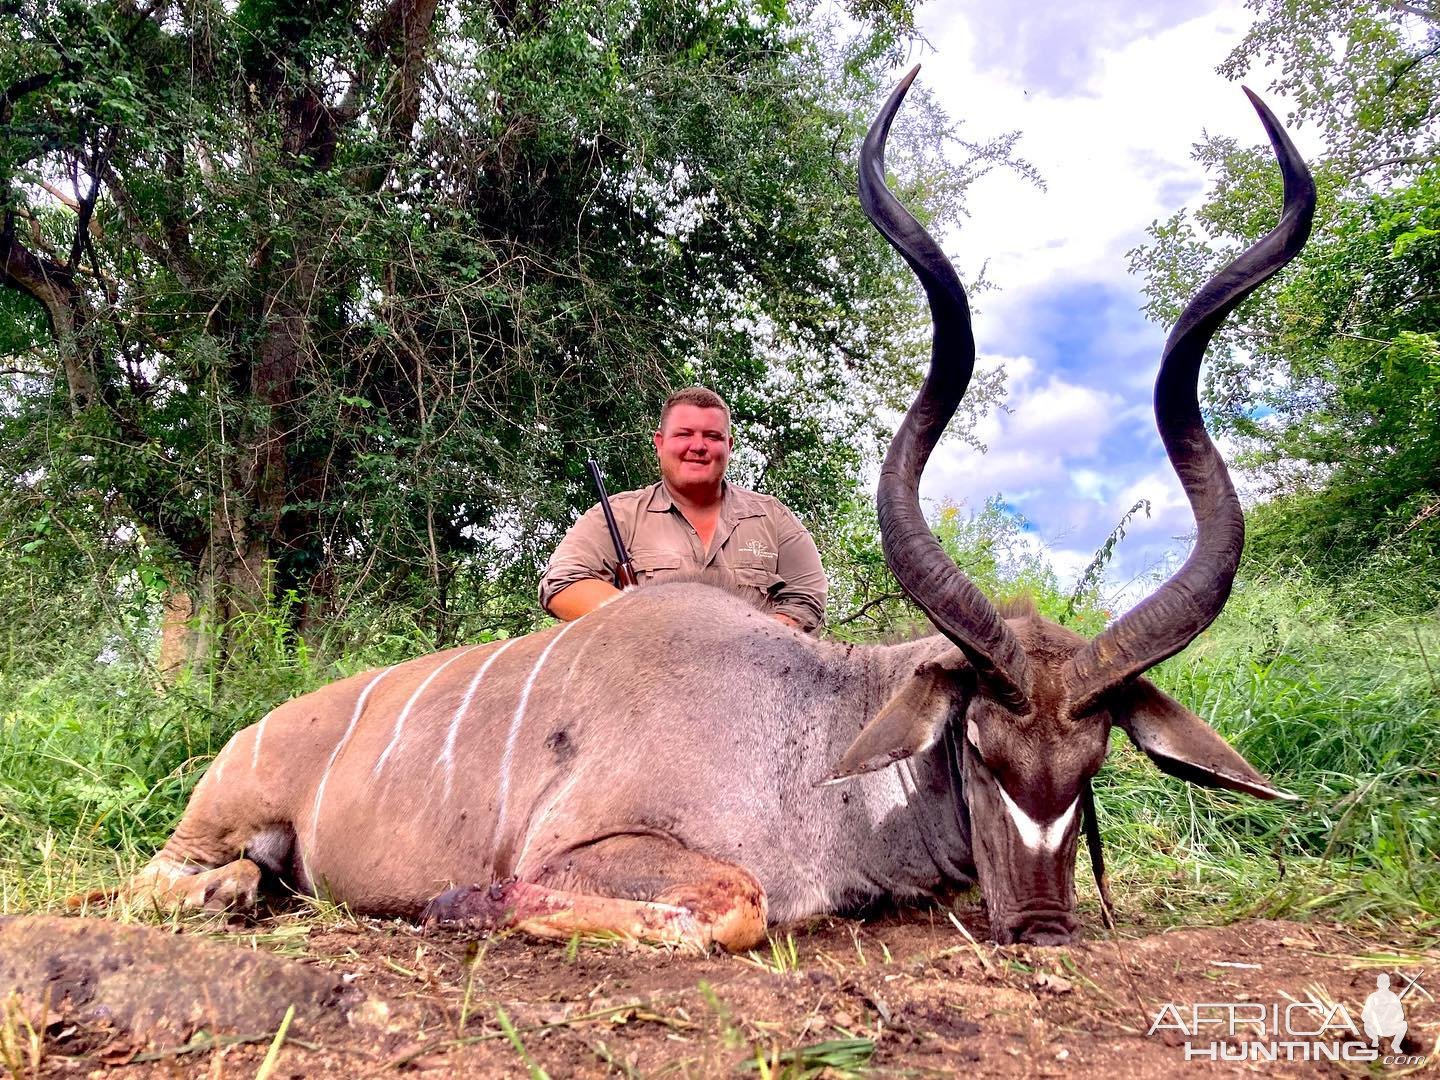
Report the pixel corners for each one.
[963,744,1083,945]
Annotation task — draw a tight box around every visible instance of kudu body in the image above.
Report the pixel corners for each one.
[120,70,1313,948]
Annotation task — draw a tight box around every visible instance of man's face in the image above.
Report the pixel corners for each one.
[654,404,733,495]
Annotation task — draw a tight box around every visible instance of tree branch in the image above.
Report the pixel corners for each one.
[1388,1,1440,24]
[1384,40,1440,92]
[1351,154,1431,179]
[98,161,213,299]
[67,130,115,269]
[1,71,58,120]
[1,211,99,411]
[350,0,441,192]
[831,592,905,627]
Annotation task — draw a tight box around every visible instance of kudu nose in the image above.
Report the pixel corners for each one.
[1016,925,1075,947]
[1003,911,1079,947]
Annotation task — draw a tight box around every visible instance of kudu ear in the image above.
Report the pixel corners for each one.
[1116,680,1296,801]
[818,657,971,785]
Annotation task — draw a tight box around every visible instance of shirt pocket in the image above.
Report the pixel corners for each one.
[630,549,684,584]
[730,527,780,573]
[733,564,784,598]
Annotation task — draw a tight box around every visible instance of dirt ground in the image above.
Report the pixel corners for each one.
[5,903,1436,1078]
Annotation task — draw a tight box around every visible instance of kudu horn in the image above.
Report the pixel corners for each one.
[863,65,1034,714]
[1063,89,1316,717]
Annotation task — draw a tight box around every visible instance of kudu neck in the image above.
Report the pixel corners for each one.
[815,632,975,893]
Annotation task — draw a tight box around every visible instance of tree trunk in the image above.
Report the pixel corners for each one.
[156,588,199,682]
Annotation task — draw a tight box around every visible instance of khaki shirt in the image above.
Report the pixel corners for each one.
[539,481,827,633]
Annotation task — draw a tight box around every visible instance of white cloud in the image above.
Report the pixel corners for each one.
[1070,469,1113,503]
[1007,377,1122,456]
[939,0,1218,97]
[913,0,1320,297]
[1115,467,1192,536]
[920,355,1123,517]
[874,2,1306,606]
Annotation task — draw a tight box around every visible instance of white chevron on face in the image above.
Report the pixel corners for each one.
[996,785,1078,853]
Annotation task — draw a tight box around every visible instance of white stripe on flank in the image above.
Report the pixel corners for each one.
[251,712,272,771]
[209,741,231,786]
[997,786,1079,853]
[510,613,612,867]
[372,645,484,778]
[438,637,520,801]
[306,665,397,877]
[493,620,581,840]
[555,615,604,694]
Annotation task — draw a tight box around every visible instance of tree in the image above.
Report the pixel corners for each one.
[1129,0,1440,613]
[1,0,1025,661]
[822,497,1103,640]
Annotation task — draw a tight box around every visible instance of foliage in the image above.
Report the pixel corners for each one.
[1098,565,1440,930]
[0,580,435,904]
[0,0,1024,657]
[1064,497,1149,623]
[1219,0,1440,174]
[1128,0,1440,614]
[821,496,1107,640]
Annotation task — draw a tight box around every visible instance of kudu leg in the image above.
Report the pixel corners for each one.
[424,835,768,953]
[129,856,264,911]
[69,853,265,914]
[75,744,291,914]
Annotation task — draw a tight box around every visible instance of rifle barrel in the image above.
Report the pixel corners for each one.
[585,459,639,588]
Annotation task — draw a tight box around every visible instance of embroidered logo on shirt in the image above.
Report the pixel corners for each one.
[740,539,777,560]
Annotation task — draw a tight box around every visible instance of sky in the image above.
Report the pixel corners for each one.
[887,0,1308,606]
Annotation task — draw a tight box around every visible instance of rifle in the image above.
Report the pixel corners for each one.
[585,458,639,589]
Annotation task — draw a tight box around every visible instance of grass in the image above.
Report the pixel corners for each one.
[253,1004,296,1080]
[741,933,802,975]
[1092,572,1440,934]
[740,1038,875,1078]
[0,992,46,1080]
[0,604,436,905]
[495,1006,551,1080]
[0,563,1435,945]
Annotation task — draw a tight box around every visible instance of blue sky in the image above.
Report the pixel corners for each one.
[893,0,1317,606]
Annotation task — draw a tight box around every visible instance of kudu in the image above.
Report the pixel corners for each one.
[116,70,1313,949]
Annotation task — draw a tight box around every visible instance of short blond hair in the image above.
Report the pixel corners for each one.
[659,386,731,432]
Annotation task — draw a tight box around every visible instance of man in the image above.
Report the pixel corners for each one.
[1362,973,1408,1054]
[539,386,827,633]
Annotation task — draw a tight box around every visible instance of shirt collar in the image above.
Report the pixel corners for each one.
[646,480,765,520]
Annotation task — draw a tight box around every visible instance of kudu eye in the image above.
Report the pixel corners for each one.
[964,720,1000,770]
[963,719,1014,781]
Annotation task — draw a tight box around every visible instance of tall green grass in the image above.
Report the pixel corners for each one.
[0,596,443,906]
[1096,570,1440,933]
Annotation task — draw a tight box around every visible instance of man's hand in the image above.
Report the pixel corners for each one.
[549,578,623,621]
[773,613,802,631]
